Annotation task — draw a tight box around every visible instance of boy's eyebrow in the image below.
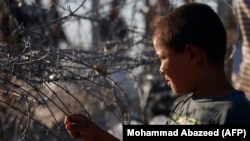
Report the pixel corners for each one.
[155,53,160,58]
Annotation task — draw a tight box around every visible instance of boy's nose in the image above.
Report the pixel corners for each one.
[159,66,165,75]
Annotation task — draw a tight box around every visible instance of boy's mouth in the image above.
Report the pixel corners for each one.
[165,77,170,86]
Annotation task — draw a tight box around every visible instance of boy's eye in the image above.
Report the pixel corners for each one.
[160,56,166,60]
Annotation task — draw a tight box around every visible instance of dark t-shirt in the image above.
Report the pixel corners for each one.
[166,91,250,125]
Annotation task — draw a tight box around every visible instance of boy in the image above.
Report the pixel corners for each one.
[152,2,250,125]
[64,3,250,141]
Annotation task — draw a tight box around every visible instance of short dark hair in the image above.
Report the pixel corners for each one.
[152,3,227,65]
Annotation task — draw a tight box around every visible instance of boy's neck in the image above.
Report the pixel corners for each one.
[193,67,235,98]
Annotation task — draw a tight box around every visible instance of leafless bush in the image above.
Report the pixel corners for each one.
[0,0,169,140]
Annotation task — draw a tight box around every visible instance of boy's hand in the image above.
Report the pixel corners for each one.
[64,115,81,139]
[64,113,121,141]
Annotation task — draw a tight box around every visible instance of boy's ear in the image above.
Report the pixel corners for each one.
[185,44,202,64]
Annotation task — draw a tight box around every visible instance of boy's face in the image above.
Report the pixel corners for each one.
[153,38,195,95]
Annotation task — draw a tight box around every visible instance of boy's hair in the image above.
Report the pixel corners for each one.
[152,3,227,65]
